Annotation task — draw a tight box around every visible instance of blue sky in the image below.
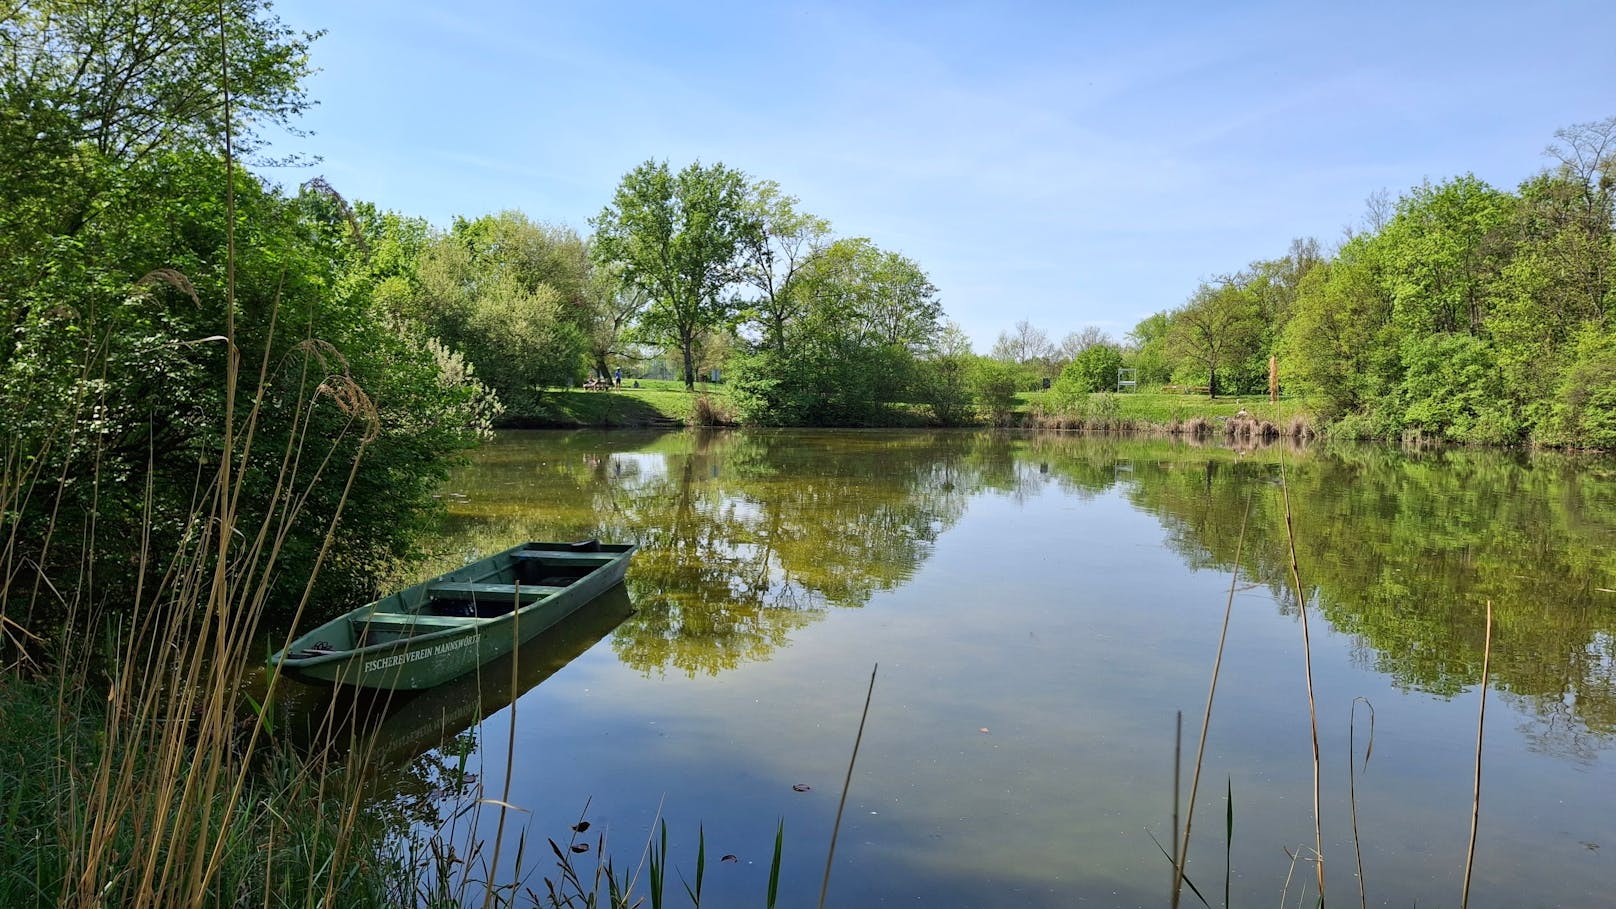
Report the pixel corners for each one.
[266,0,1616,351]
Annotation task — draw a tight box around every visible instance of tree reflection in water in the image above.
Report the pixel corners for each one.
[436,429,1616,753]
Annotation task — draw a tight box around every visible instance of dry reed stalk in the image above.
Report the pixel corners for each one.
[819,663,879,909]
[483,590,525,909]
[1171,710,1181,879]
[1349,697,1375,909]
[1171,497,1251,908]
[62,8,385,902]
[1278,459,1326,902]
[1459,601,1493,909]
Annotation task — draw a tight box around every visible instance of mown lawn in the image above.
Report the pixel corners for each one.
[512,380,733,426]
[1016,390,1312,425]
[510,382,1313,429]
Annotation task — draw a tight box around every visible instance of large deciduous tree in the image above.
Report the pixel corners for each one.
[1378,175,1516,337]
[2,0,315,165]
[591,159,756,390]
[737,180,831,353]
[1167,280,1264,397]
[1,0,318,366]
[729,238,943,425]
[1280,236,1395,419]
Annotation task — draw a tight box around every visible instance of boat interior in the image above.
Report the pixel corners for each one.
[352,546,622,644]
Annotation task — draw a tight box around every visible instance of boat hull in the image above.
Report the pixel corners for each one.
[269,541,636,690]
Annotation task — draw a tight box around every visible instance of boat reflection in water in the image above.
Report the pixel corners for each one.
[277,582,634,767]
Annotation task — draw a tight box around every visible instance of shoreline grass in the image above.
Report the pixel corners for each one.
[510,382,1320,433]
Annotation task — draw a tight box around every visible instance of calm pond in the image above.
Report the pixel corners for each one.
[312,429,1616,907]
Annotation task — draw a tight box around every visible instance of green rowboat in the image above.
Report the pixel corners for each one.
[268,540,637,690]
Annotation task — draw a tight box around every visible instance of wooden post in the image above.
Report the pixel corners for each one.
[1268,355,1278,403]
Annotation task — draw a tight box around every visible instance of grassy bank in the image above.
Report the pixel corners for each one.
[1016,391,1315,439]
[0,675,418,907]
[503,379,730,427]
[511,382,1316,432]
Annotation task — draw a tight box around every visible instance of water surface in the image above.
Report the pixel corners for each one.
[362,430,1616,907]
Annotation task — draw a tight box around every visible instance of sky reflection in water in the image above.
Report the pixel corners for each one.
[367,430,1615,908]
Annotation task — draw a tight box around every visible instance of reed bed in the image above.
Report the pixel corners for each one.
[1164,453,1500,909]
[0,18,417,903]
[1025,397,1316,440]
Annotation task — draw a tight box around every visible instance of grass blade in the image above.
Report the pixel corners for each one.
[1149,831,1212,909]
[680,824,704,906]
[648,819,667,909]
[766,819,784,909]
[818,663,878,909]
[1224,778,1233,909]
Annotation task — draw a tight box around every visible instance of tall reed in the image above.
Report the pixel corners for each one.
[1459,601,1493,909]
[1278,458,1326,902]
[0,6,420,905]
[1170,499,1250,908]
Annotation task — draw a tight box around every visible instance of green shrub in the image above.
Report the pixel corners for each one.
[1542,327,1616,448]
[968,358,1021,424]
[1395,333,1522,444]
[1054,344,1124,402]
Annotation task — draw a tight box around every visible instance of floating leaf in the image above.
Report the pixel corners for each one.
[792,783,811,792]
[570,843,590,854]
[979,727,990,734]
[571,821,591,833]
[721,854,739,863]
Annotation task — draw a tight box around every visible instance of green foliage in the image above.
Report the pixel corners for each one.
[1166,280,1265,397]
[1280,236,1395,419]
[382,212,592,413]
[3,0,317,165]
[968,357,1021,424]
[911,321,978,425]
[1125,313,1174,385]
[799,238,942,350]
[1542,327,1616,448]
[2,92,488,626]
[1395,333,1520,444]
[1053,343,1124,401]
[737,180,832,353]
[592,160,757,389]
[729,339,908,426]
[727,237,943,426]
[912,353,976,425]
[1225,118,1616,443]
[1379,175,1516,337]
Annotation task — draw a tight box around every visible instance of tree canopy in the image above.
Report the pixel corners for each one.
[591,159,756,390]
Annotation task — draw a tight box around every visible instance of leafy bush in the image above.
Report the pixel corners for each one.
[2,151,490,624]
[1542,327,1616,448]
[728,338,909,426]
[1052,344,1124,404]
[1395,333,1521,444]
[911,353,976,425]
[968,357,1021,425]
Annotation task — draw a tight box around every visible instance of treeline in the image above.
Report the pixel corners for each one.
[1,1,506,629]
[987,117,1616,447]
[0,0,1005,638]
[366,160,1041,428]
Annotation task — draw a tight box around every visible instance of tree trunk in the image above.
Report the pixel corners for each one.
[682,338,696,391]
[1208,366,1217,399]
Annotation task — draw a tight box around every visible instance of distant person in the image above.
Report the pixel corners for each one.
[614,367,622,386]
